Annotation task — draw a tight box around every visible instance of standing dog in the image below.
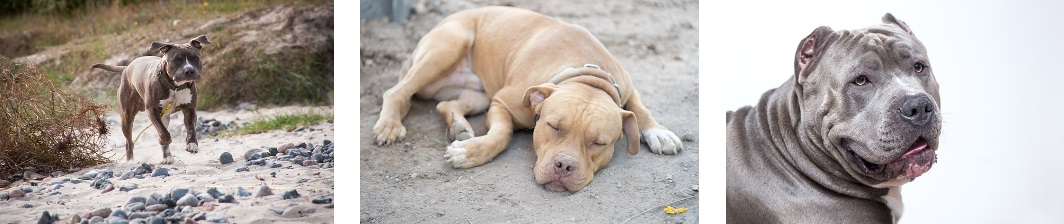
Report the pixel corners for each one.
[91,35,211,165]
[727,14,940,223]
[373,7,684,192]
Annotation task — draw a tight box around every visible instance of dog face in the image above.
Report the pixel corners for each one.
[523,82,639,192]
[149,35,211,83]
[794,14,941,185]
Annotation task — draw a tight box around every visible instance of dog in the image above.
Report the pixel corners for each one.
[372,6,684,192]
[726,14,940,223]
[91,35,211,165]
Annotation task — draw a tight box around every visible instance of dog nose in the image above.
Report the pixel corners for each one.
[898,94,935,126]
[552,155,577,176]
[183,69,198,77]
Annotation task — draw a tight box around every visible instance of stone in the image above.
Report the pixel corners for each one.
[106,217,129,224]
[129,212,152,220]
[145,204,168,212]
[244,149,264,161]
[267,147,278,156]
[269,163,282,168]
[0,191,8,200]
[217,194,235,203]
[292,158,304,166]
[147,216,164,224]
[206,188,223,198]
[159,197,176,207]
[193,212,207,221]
[176,193,199,207]
[119,184,138,192]
[197,193,216,203]
[280,205,317,218]
[69,214,81,224]
[282,189,300,199]
[21,203,32,208]
[118,171,134,180]
[96,169,113,180]
[127,196,146,205]
[302,160,318,166]
[257,151,271,159]
[109,209,128,219]
[151,167,169,177]
[236,187,252,197]
[235,166,249,172]
[52,184,64,190]
[80,170,99,180]
[219,152,235,165]
[125,202,145,212]
[311,197,332,204]
[277,143,296,154]
[323,139,332,146]
[170,188,189,201]
[311,153,324,163]
[101,184,115,193]
[133,163,153,175]
[88,216,103,224]
[247,159,266,166]
[287,149,305,157]
[91,207,112,218]
[206,213,227,223]
[254,186,273,197]
[8,189,22,199]
[37,211,53,224]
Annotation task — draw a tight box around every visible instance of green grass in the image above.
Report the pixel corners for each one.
[225,112,332,136]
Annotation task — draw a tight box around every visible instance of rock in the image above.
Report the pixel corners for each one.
[311,153,324,163]
[244,149,264,161]
[206,213,227,223]
[106,217,129,224]
[219,152,235,165]
[206,188,223,198]
[37,211,53,224]
[217,194,235,203]
[294,126,306,132]
[159,197,176,207]
[7,189,21,198]
[24,171,45,180]
[280,205,316,218]
[127,196,146,205]
[0,191,8,200]
[176,194,199,207]
[197,193,216,203]
[311,196,332,204]
[170,188,190,201]
[80,170,100,180]
[118,171,134,180]
[292,158,304,166]
[323,139,332,146]
[287,149,305,157]
[161,208,176,217]
[681,130,696,142]
[69,214,81,224]
[145,204,168,212]
[692,185,699,192]
[69,179,82,184]
[151,167,169,177]
[282,189,300,199]
[302,160,319,166]
[236,187,252,197]
[21,203,32,208]
[248,159,266,166]
[101,184,115,193]
[0,180,9,188]
[267,147,278,156]
[119,184,138,192]
[51,183,64,190]
[88,216,103,224]
[254,186,273,197]
[269,163,282,168]
[91,207,112,218]
[133,163,153,175]
[90,179,110,190]
[129,212,152,220]
[125,202,145,212]
[277,143,295,154]
[235,166,249,172]
[235,102,257,111]
[96,169,114,180]
[193,212,207,221]
[109,209,128,219]
[147,216,164,224]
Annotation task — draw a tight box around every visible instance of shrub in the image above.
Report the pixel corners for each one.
[0,56,109,179]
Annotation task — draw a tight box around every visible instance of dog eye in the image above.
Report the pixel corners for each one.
[546,122,560,132]
[592,141,606,146]
[914,63,926,73]
[853,75,869,86]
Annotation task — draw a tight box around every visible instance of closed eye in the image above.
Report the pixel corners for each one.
[547,122,560,132]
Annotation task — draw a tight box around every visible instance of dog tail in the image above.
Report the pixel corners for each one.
[90,64,125,72]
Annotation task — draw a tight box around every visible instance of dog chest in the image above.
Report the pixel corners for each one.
[158,88,193,113]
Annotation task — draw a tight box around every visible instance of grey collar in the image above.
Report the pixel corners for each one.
[548,64,624,107]
[158,69,192,91]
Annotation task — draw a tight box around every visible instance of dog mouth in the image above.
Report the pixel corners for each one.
[846,138,937,180]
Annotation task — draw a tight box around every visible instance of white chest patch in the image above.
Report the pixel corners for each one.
[881,186,904,222]
[158,86,193,115]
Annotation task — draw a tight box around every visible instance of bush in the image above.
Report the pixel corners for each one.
[0,56,109,179]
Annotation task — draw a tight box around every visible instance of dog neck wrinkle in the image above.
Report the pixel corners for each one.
[757,77,884,200]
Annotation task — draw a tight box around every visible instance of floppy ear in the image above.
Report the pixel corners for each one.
[621,110,640,155]
[190,35,211,49]
[149,42,174,54]
[793,26,835,77]
[882,13,914,36]
[522,83,557,113]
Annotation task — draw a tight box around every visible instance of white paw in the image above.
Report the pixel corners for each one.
[641,127,683,154]
[444,142,470,168]
[186,143,199,153]
[161,155,175,165]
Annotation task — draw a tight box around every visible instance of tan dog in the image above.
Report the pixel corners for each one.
[373,6,683,192]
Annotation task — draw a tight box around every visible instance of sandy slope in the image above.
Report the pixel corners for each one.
[0,106,334,223]
[360,0,699,223]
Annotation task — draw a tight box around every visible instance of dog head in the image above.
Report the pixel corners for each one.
[793,14,941,186]
[149,35,211,83]
[523,76,639,192]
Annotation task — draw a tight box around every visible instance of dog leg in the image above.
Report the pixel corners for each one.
[121,108,136,162]
[148,107,175,164]
[182,108,199,153]
[444,100,514,168]
[624,91,683,154]
[436,89,489,141]
[374,20,475,145]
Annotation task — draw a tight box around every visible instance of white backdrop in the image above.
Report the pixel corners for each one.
[710,0,1064,222]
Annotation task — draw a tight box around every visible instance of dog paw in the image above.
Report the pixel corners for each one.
[449,121,474,141]
[444,142,472,168]
[641,127,683,155]
[373,119,407,145]
[161,156,175,165]
[186,143,199,154]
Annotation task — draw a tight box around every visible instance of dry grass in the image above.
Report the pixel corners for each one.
[0,56,109,178]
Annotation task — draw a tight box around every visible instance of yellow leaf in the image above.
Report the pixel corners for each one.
[203,1,209,7]
[663,205,676,214]
[676,208,689,213]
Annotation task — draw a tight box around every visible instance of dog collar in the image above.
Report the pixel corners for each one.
[157,69,192,91]
[549,64,624,108]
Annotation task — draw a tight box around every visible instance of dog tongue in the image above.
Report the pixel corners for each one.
[901,139,927,158]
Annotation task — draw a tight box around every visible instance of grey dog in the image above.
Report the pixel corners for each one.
[726,14,941,223]
[91,35,211,165]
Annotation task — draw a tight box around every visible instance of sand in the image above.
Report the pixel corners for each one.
[0,105,334,223]
[360,0,699,223]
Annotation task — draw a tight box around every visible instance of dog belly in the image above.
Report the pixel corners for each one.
[415,54,484,101]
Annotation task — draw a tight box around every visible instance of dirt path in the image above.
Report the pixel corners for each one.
[360,0,699,222]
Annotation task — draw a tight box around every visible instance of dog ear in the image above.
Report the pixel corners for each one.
[620,110,640,155]
[793,26,835,77]
[190,35,212,49]
[149,42,174,54]
[882,13,914,36]
[522,83,557,112]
